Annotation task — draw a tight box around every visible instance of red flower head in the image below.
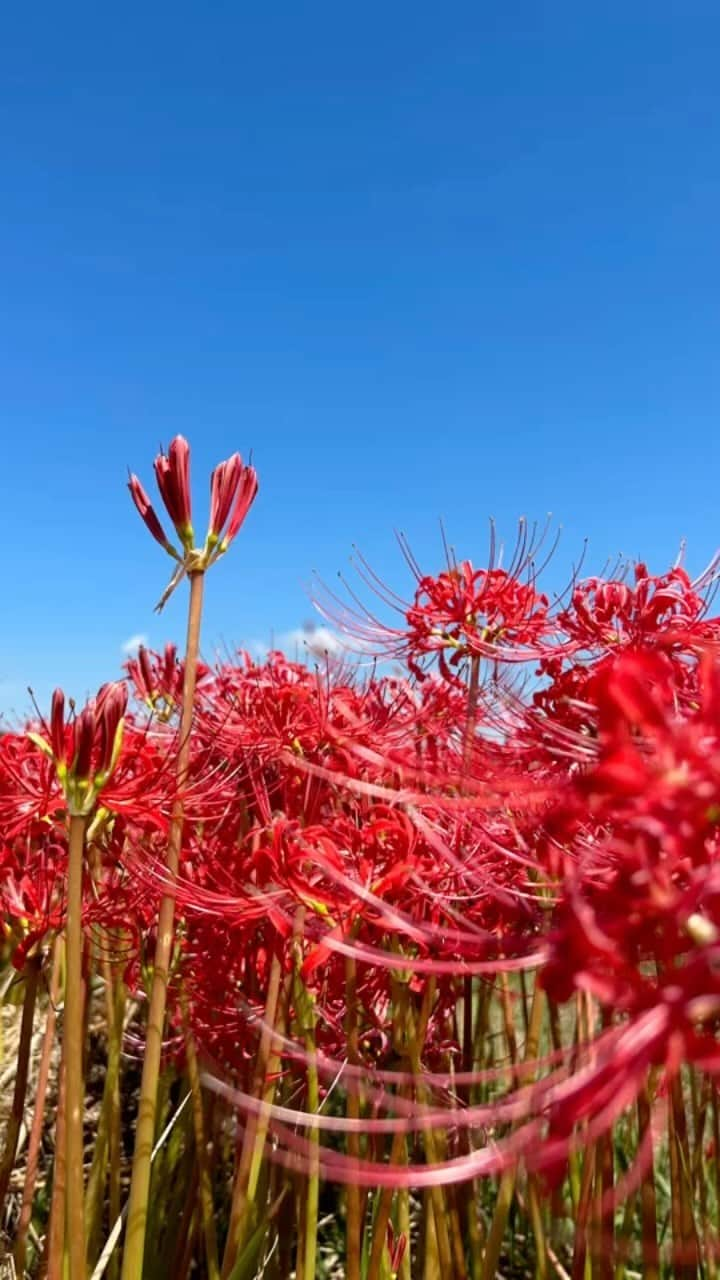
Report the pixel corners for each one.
[28,681,128,815]
[128,436,259,608]
[207,452,259,554]
[405,562,552,680]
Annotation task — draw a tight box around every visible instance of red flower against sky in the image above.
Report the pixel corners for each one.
[315,521,564,690]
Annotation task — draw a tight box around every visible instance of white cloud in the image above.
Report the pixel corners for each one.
[245,639,270,660]
[280,625,346,659]
[121,633,148,656]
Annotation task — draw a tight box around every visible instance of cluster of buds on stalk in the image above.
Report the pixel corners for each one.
[128,435,258,608]
[126,642,186,720]
[28,682,128,816]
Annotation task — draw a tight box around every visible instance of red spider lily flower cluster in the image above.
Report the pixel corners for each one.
[129,434,258,560]
[128,434,258,606]
[5,494,720,1250]
[125,643,211,719]
[404,563,552,680]
[28,682,128,816]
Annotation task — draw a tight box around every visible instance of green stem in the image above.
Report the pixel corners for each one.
[367,978,436,1280]
[180,989,220,1280]
[528,1174,548,1280]
[592,1129,614,1280]
[293,962,319,1280]
[406,980,457,1278]
[85,969,125,1267]
[571,1146,596,1280]
[66,813,89,1280]
[345,953,363,1280]
[220,953,284,1276]
[14,942,62,1278]
[0,951,41,1213]
[481,981,545,1280]
[398,1183,412,1280]
[669,1071,699,1279]
[107,977,124,1280]
[120,569,205,1280]
[46,1046,67,1280]
[636,1085,659,1280]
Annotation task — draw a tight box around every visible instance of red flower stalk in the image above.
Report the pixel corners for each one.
[315,521,561,682]
[122,433,258,1278]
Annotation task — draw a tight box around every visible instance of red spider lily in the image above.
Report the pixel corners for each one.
[1,840,67,967]
[128,435,258,608]
[315,521,563,680]
[19,454,720,1271]
[0,732,62,839]
[404,563,553,680]
[556,560,720,655]
[125,644,210,720]
[525,642,720,1182]
[28,682,127,816]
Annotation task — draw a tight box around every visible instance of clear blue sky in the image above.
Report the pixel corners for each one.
[3,3,720,716]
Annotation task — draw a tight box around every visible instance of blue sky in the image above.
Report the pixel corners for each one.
[3,3,720,716]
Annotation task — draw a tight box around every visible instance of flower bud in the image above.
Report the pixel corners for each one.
[220,464,259,552]
[154,436,194,549]
[208,454,242,544]
[72,706,96,780]
[128,474,176,555]
[95,681,128,775]
[50,688,66,763]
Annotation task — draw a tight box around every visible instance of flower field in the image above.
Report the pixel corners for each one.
[2,436,720,1278]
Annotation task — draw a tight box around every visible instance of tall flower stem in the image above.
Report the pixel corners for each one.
[0,951,41,1213]
[180,988,220,1280]
[461,654,483,1279]
[291,912,319,1280]
[403,977,459,1278]
[107,974,125,1280]
[85,965,125,1268]
[14,940,62,1277]
[367,975,436,1280]
[668,1071,699,1280]
[66,812,89,1280]
[344,953,362,1280]
[46,1049,67,1280]
[571,1146,596,1280]
[481,981,545,1280]
[636,1085,658,1280]
[121,569,205,1279]
[221,954,285,1277]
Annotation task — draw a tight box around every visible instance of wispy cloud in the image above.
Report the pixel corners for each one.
[238,626,347,664]
[280,625,345,659]
[121,633,148,656]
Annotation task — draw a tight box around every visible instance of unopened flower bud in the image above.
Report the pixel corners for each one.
[208,454,242,545]
[220,464,259,552]
[154,436,194,549]
[128,474,177,556]
[50,688,66,763]
[72,706,95,780]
